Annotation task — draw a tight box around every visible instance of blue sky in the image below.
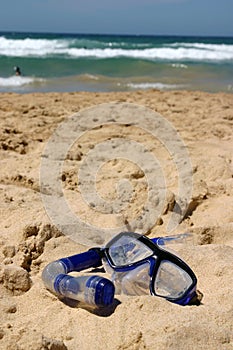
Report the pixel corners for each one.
[0,0,232,36]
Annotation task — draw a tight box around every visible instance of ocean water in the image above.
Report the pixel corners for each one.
[0,32,233,93]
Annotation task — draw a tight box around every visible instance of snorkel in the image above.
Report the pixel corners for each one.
[42,232,200,308]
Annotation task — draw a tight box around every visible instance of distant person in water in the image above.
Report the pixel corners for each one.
[14,66,21,76]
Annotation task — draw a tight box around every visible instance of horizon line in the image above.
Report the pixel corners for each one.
[0,29,233,39]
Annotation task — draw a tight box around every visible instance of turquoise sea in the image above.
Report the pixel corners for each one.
[0,32,233,93]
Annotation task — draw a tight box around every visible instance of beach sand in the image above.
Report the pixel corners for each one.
[0,90,233,350]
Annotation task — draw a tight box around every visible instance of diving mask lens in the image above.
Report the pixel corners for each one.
[154,260,193,299]
[108,234,153,267]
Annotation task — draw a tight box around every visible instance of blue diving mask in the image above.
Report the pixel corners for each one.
[42,232,199,307]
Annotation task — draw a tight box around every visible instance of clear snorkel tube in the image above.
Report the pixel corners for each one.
[42,250,115,308]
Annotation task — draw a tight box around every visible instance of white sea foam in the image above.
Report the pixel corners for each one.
[126,82,186,90]
[171,63,188,69]
[0,36,233,62]
[0,37,67,57]
[170,42,233,52]
[66,47,233,61]
[0,76,44,87]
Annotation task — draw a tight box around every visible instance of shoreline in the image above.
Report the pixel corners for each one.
[1,75,233,95]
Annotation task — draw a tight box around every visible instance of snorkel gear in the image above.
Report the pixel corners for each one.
[42,232,199,307]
